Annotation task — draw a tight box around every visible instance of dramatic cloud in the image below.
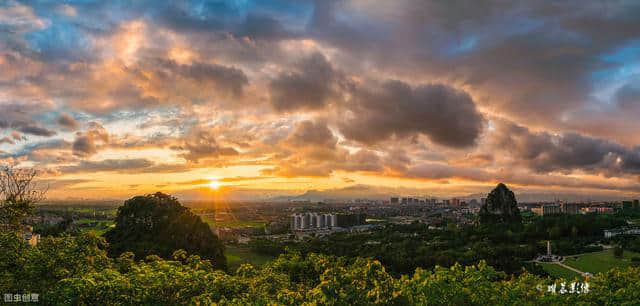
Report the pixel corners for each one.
[18,125,56,137]
[57,114,79,129]
[140,58,249,98]
[58,159,154,173]
[173,129,239,163]
[269,52,339,112]
[3,1,640,198]
[615,82,640,111]
[286,120,337,148]
[71,123,109,157]
[339,81,485,148]
[0,105,57,137]
[492,121,640,175]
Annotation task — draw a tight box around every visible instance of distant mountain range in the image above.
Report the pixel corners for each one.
[264,185,637,203]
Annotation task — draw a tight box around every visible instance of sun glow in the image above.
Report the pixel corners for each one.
[209,180,221,190]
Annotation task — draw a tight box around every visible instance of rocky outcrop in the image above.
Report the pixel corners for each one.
[479,183,521,224]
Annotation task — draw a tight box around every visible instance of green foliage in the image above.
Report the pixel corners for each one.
[0,200,35,229]
[479,183,521,224]
[0,231,111,302]
[250,212,627,278]
[3,231,640,304]
[104,192,226,270]
[34,215,79,237]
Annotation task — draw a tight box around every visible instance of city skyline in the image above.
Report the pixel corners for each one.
[2,1,640,200]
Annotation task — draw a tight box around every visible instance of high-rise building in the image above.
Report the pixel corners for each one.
[532,204,562,216]
[324,214,333,227]
[561,203,580,215]
[292,213,339,231]
[310,213,318,228]
[390,197,399,204]
[317,214,325,228]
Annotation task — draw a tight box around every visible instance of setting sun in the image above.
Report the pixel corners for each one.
[209,180,221,190]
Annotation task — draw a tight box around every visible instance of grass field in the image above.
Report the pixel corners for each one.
[540,263,583,280]
[563,249,640,274]
[225,245,275,271]
[77,219,115,235]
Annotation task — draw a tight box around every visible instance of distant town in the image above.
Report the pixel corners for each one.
[27,195,640,248]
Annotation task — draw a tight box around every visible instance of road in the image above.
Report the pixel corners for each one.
[554,261,589,277]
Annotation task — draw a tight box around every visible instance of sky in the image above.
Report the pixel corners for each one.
[1,0,640,201]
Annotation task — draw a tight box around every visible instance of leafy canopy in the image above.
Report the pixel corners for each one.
[104,192,226,270]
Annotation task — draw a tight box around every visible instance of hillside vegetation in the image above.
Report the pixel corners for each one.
[2,231,640,305]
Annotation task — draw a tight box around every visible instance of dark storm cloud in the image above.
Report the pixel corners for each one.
[405,161,640,192]
[339,81,485,148]
[614,82,640,111]
[238,14,292,40]
[58,158,154,173]
[172,129,238,163]
[57,114,79,129]
[5,0,640,195]
[620,148,640,174]
[269,52,338,112]
[493,121,640,175]
[145,59,249,98]
[152,0,309,38]
[16,124,56,137]
[286,120,336,147]
[304,0,640,138]
[0,139,71,159]
[72,123,109,157]
[72,135,96,157]
[0,104,56,137]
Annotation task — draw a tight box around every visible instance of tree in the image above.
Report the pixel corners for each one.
[614,246,624,258]
[104,192,226,270]
[0,166,47,229]
[479,183,521,224]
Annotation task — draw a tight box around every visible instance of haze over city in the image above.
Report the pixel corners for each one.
[2,0,640,201]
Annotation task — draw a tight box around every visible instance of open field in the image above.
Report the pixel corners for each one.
[564,249,640,274]
[540,263,583,280]
[77,219,115,235]
[225,245,275,271]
